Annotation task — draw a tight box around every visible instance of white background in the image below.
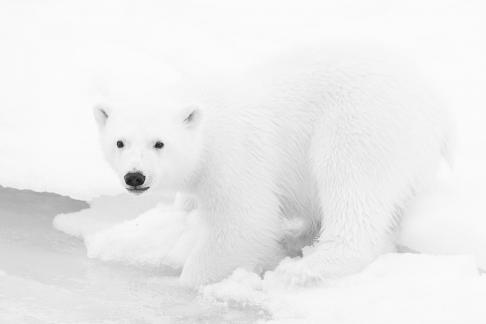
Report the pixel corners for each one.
[0,0,485,201]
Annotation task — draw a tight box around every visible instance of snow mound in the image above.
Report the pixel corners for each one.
[53,192,201,269]
[400,165,486,270]
[203,253,486,324]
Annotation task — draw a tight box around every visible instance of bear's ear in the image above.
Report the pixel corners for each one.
[93,105,110,129]
[182,106,203,129]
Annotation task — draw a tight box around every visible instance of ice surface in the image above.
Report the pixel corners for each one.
[0,187,263,323]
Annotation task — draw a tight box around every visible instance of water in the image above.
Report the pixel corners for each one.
[0,187,264,323]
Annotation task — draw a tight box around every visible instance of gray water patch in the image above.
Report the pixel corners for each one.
[0,186,266,323]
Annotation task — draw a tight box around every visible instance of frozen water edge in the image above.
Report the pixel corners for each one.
[4,187,486,324]
[0,186,264,323]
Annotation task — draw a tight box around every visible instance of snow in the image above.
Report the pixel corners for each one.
[1,0,486,323]
[203,254,486,324]
[401,165,486,270]
[53,192,162,239]
[54,192,202,269]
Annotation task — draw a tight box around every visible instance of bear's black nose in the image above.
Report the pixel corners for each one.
[124,172,146,187]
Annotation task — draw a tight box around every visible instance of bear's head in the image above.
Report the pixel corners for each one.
[93,104,204,195]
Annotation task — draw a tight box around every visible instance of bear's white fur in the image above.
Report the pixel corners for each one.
[94,46,450,286]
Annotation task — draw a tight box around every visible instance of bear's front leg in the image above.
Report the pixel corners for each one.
[179,207,285,286]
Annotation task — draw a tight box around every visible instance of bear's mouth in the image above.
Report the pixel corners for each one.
[126,187,150,195]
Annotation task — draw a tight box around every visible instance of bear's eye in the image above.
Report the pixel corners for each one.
[154,141,165,150]
[116,140,125,149]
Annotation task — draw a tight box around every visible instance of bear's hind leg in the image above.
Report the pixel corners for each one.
[273,187,398,286]
[272,126,408,285]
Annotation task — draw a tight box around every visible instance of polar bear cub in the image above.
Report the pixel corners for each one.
[94,47,450,286]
